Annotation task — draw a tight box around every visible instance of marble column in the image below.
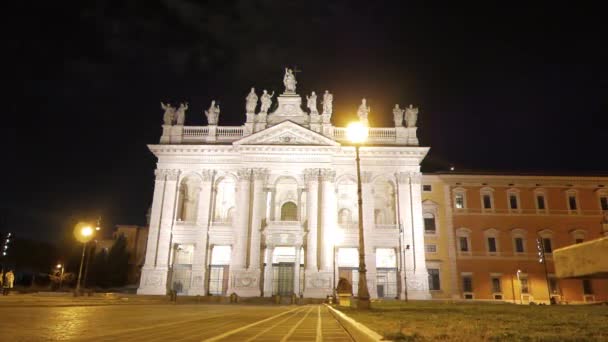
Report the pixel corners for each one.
[233,169,252,270]
[263,245,275,297]
[138,169,168,295]
[304,168,319,271]
[320,169,337,271]
[189,169,215,295]
[360,171,377,299]
[248,169,268,273]
[396,172,414,300]
[294,245,302,295]
[407,171,431,299]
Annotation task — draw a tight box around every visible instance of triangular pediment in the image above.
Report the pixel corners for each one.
[233,121,340,146]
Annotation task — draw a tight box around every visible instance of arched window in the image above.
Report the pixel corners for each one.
[338,208,352,225]
[373,178,396,225]
[214,177,236,223]
[281,201,298,221]
[177,176,201,222]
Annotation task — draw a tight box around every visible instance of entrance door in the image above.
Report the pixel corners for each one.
[273,262,294,296]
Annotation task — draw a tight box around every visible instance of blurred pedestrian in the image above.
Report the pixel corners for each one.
[3,270,14,296]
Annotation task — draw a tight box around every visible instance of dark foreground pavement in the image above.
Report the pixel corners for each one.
[0,303,353,341]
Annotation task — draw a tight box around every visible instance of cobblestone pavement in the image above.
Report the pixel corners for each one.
[0,303,353,341]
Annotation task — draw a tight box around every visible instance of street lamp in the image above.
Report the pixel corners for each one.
[347,122,371,310]
[74,222,95,295]
[83,217,102,288]
[56,264,65,290]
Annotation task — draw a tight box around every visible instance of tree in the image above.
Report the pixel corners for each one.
[106,234,130,287]
[89,247,109,288]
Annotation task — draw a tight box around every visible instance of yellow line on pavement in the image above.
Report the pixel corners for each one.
[280,305,315,342]
[244,306,307,342]
[316,305,323,342]
[202,306,301,342]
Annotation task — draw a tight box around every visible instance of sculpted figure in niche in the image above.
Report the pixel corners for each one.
[205,100,220,125]
[175,102,188,125]
[393,104,404,127]
[161,102,175,125]
[245,87,258,113]
[260,90,275,113]
[405,104,419,128]
[357,98,370,125]
[283,67,297,93]
[322,90,333,115]
[306,91,318,114]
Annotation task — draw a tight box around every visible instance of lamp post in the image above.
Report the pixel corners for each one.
[347,122,371,310]
[83,218,102,289]
[74,223,95,295]
[56,264,65,290]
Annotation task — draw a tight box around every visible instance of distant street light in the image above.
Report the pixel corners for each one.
[74,222,95,294]
[347,121,371,310]
[56,264,65,290]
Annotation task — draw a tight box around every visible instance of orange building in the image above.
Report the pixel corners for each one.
[434,173,608,304]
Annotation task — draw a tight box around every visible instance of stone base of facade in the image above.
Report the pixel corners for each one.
[404,271,432,300]
[228,269,262,297]
[137,267,168,295]
[302,270,333,298]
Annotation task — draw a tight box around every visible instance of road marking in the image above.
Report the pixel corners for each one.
[202,306,301,342]
[280,305,314,342]
[81,310,239,340]
[244,306,307,342]
[316,305,323,342]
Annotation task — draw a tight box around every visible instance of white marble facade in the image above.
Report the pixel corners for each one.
[138,71,430,299]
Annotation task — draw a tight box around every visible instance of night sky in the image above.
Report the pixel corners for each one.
[5,1,607,242]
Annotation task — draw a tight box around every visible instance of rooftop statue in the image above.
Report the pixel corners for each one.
[175,103,188,125]
[322,90,333,115]
[306,91,318,114]
[405,104,418,128]
[205,100,220,125]
[283,67,297,93]
[357,98,370,125]
[245,87,258,114]
[260,90,275,113]
[161,102,176,125]
[393,104,404,127]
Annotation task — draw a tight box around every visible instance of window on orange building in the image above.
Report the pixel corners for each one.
[582,279,593,295]
[514,237,525,253]
[520,277,529,294]
[536,195,546,210]
[462,275,473,293]
[600,196,608,211]
[483,194,492,209]
[491,276,502,293]
[568,195,577,211]
[542,238,553,253]
[454,193,465,209]
[428,269,440,290]
[487,237,497,253]
[424,213,436,234]
[459,237,469,252]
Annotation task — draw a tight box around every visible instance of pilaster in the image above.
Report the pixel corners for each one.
[320,169,337,271]
[233,169,252,270]
[248,169,269,275]
[407,171,431,299]
[263,245,275,297]
[361,171,377,299]
[304,168,319,272]
[189,169,215,295]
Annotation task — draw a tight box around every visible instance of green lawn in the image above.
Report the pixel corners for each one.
[337,301,608,341]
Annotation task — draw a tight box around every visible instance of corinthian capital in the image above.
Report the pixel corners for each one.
[154,169,167,181]
[166,169,180,181]
[237,168,252,181]
[408,172,422,185]
[361,171,373,184]
[253,168,270,182]
[395,172,409,184]
[201,169,216,182]
[320,169,336,182]
[303,168,319,183]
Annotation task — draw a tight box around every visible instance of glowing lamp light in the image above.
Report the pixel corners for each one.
[74,222,96,243]
[346,122,368,144]
[81,226,93,237]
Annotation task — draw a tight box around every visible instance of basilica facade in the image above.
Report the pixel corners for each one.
[137,69,432,299]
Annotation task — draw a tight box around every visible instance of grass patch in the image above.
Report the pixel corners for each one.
[338,301,608,341]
